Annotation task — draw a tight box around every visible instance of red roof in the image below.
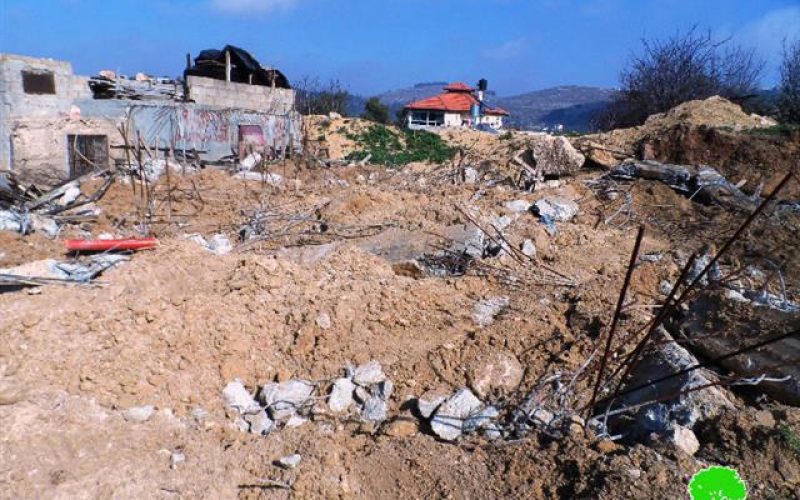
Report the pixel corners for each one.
[404,82,509,116]
[443,82,474,92]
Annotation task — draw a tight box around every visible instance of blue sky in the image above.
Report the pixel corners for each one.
[1,0,798,96]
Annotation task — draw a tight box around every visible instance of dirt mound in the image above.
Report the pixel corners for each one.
[574,96,779,168]
[303,115,388,160]
[644,96,776,131]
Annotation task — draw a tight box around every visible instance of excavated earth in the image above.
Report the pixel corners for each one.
[2,117,800,498]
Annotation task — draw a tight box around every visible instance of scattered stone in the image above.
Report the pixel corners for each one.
[170,453,186,469]
[521,239,536,258]
[416,391,448,419]
[659,280,673,296]
[353,361,386,386]
[529,408,555,427]
[532,197,579,222]
[504,199,531,213]
[285,415,309,428]
[245,410,273,435]
[384,418,419,437]
[260,379,315,420]
[206,234,233,255]
[467,350,524,398]
[627,468,642,480]
[122,405,155,423]
[316,312,332,329]
[362,396,388,423]
[668,424,700,456]
[328,377,356,413]
[233,417,250,433]
[430,389,483,441]
[596,439,619,454]
[640,252,663,263]
[277,454,302,469]
[222,380,260,414]
[473,296,510,327]
[754,410,775,428]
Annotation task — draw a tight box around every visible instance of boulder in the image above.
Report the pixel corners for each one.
[430,389,483,441]
[467,350,524,398]
[528,135,585,177]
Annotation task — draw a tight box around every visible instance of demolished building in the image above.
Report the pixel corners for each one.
[0,46,302,185]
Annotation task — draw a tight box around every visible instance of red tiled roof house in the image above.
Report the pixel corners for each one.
[403,82,509,130]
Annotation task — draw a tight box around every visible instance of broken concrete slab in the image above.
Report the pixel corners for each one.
[430,388,483,441]
[222,380,261,414]
[353,361,386,386]
[244,409,273,435]
[612,328,734,435]
[416,390,448,419]
[532,198,579,222]
[362,396,388,423]
[260,379,315,419]
[328,377,356,413]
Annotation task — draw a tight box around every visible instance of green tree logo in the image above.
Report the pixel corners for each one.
[689,466,747,500]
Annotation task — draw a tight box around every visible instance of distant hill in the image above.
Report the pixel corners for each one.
[344,83,615,131]
[495,86,616,132]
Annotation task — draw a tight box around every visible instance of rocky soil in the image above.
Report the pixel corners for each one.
[1,99,799,499]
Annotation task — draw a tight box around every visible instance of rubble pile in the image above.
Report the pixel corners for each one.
[1,96,798,498]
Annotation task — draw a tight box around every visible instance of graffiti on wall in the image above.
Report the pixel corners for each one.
[127,104,302,161]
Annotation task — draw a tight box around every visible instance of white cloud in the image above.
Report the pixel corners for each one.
[481,37,528,60]
[209,0,302,15]
[737,6,800,61]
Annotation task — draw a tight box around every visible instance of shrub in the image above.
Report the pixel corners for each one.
[345,125,455,166]
[595,28,765,130]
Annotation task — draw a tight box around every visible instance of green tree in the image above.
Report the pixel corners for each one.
[362,97,391,124]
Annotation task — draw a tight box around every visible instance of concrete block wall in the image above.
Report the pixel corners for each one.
[187,76,295,115]
[0,53,92,171]
[10,116,120,185]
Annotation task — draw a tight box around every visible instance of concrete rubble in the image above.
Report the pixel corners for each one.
[224,360,397,436]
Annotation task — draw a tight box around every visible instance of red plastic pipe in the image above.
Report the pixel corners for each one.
[65,238,158,252]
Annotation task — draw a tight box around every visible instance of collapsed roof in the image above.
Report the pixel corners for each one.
[185,45,291,89]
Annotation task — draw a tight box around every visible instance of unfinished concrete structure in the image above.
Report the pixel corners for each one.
[0,46,301,185]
